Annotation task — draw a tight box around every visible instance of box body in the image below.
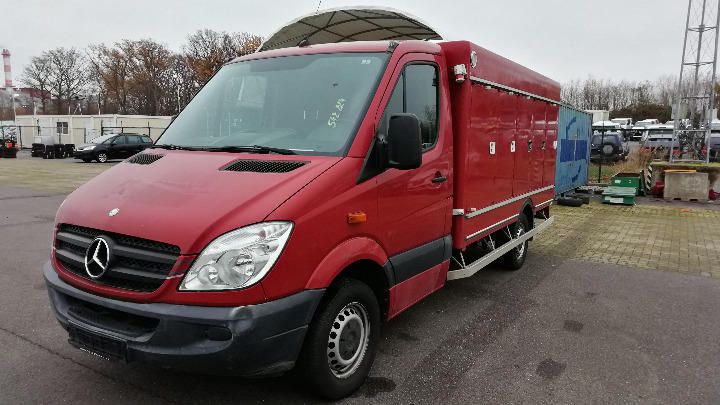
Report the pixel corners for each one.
[440,41,560,249]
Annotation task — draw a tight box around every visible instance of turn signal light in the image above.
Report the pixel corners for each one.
[347,212,367,224]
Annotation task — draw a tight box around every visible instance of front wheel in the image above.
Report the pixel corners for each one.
[298,278,381,400]
[502,215,529,270]
[96,152,108,163]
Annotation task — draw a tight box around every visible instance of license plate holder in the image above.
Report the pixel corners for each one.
[68,324,127,362]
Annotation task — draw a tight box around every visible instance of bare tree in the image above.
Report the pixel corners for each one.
[184,29,263,85]
[21,55,53,113]
[44,48,88,114]
[21,29,264,116]
[125,39,173,115]
[184,29,228,85]
[232,32,263,56]
[88,43,133,114]
[167,54,197,114]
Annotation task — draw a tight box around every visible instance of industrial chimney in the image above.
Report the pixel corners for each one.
[2,49,12,88]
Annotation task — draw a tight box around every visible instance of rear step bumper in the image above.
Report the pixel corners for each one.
[446,216,554,280]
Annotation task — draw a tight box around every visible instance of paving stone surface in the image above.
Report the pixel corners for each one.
[534,202,720,278]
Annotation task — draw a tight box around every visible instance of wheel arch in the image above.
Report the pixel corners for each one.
[520,199,534,228]
[305,237,391,319]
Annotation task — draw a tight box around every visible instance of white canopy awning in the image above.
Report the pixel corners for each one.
[257,6,443,52]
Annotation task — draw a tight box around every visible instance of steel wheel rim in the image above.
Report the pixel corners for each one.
[326,302,370,378]
[515,223,526,258]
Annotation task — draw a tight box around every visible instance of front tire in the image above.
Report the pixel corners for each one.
[502,215,530,270]
[298,278,381,400]
[96,152,108,163]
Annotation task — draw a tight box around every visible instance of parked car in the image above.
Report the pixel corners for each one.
[73,133,153,162]
[592,121,621,131]
[642,132,681,159]
[629,128,646,142]
[611,117,633,129]
[706,130,720,161]
[43,10,559,400]
[590,132,628,162]
[635,119,660,127]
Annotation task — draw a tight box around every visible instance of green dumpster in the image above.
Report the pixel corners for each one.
[602,186,636,205]
[610,173,642,196]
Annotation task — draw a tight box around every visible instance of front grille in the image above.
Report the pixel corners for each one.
[222,160,307,173]
[126,153,164,165]
[54,224,180,292]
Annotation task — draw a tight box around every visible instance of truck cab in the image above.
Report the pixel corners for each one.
[44,7,558,400]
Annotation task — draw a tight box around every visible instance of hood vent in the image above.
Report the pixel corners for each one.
[222,160,307,173]
[127,153,164,165]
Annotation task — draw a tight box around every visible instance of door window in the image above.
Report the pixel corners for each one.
[112,136,128,144]
[382,64,439,151]
[127,135,142,144]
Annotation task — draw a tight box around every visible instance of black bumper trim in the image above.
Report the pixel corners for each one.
[44,262,325,376]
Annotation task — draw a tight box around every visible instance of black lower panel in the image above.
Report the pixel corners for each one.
[389,235,451,284]
[68,326,127,361]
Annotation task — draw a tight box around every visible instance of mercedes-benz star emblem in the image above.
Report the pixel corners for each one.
[108,208,120,217]
[84,237,112,279]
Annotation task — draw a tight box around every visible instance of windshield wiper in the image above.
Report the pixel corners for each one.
[203,145,297,155]
[149,144,202,151]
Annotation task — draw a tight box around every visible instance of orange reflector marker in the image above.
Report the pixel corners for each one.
[347,212,367,224]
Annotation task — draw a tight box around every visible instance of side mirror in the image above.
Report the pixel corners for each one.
[386,114,422,170]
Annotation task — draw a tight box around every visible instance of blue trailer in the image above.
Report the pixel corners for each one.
[555,106,592,195]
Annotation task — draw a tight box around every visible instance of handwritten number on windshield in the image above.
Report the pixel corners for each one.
[328,98,346,128]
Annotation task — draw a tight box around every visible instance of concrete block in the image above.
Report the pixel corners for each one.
[664,172,709,202]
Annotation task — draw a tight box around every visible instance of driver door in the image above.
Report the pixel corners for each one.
[375,55,452,284]
[108,135,128,159]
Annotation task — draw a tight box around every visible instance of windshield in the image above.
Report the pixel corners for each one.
[156,53,388,156]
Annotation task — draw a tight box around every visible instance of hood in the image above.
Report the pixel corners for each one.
[56,150,340,254]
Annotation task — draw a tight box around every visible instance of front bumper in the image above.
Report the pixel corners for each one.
[73,150,94,159]
[44,262,324,376]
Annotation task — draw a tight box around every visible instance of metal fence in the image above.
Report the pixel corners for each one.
[1,124,167,149]
[1,126,89,149]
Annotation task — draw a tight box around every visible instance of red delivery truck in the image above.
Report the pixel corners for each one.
[44,7,558,399]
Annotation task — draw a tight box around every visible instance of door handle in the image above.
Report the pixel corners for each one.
[431,174,447,184]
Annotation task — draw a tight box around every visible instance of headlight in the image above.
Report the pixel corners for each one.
[82,145,96,151]
[180,222,293,291]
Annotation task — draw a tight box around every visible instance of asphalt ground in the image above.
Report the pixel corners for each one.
[1,154,720,403]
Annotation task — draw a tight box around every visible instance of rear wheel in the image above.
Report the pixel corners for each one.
[502,215,529,270]
[298,278,381,400]
[96,152,108,163]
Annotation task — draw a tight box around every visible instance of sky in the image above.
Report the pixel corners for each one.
[3,0,689,85]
